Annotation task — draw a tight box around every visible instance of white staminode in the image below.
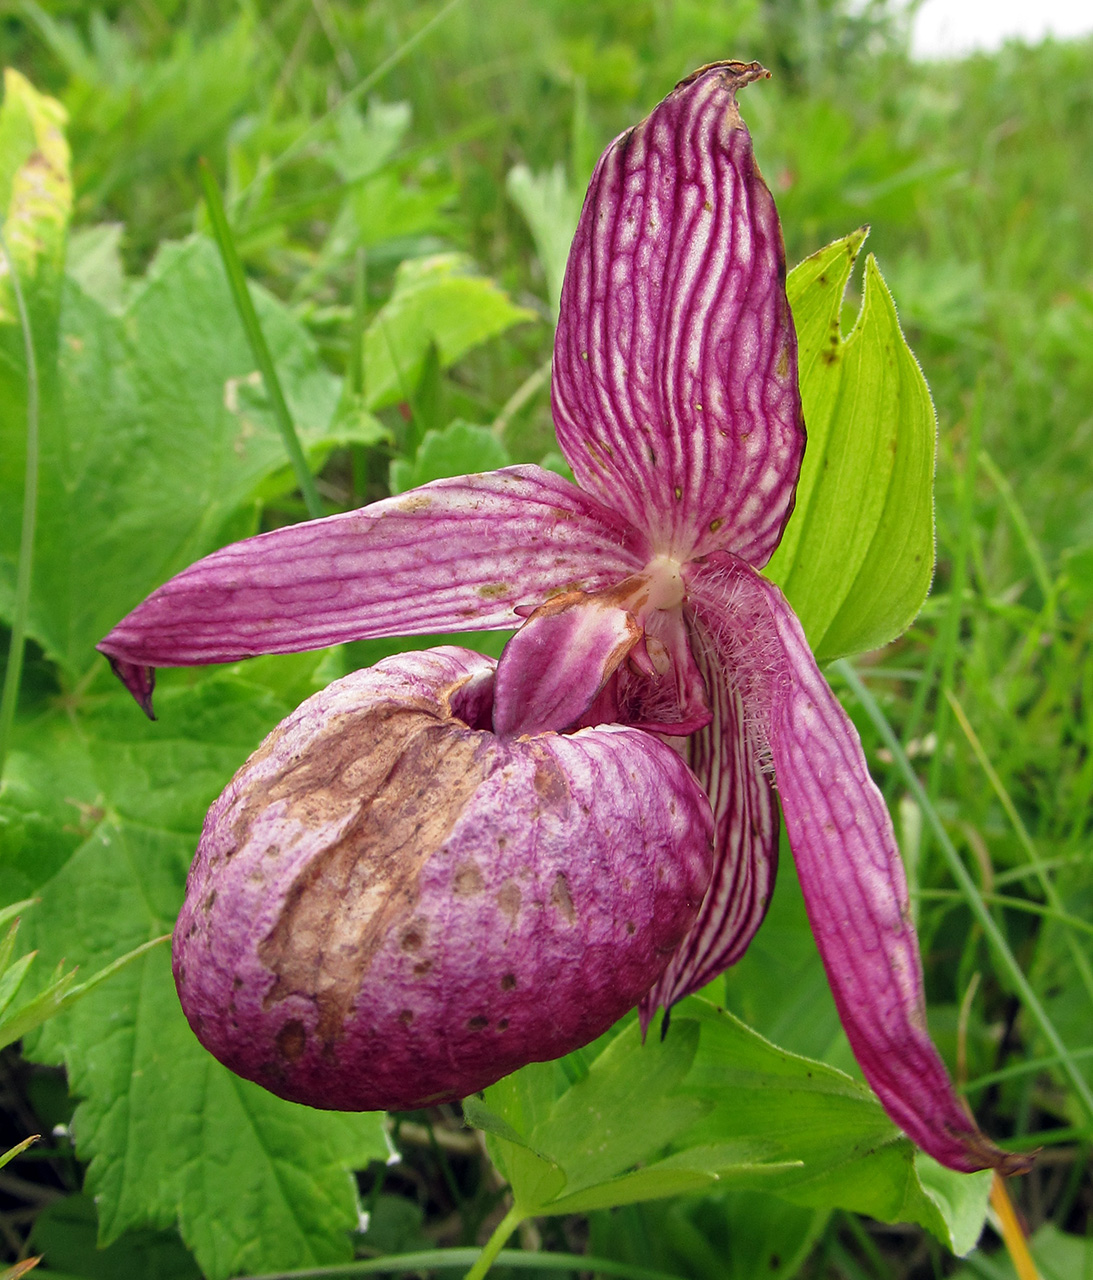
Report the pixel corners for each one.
[642,554,686,610]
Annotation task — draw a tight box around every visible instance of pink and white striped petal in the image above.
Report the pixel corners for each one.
[683,552,1028,1175]
[98,466,646,713]
[492,593,641,739]
[639,615,778,1028]
[552,62,804,566]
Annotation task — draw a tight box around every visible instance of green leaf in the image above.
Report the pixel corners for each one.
[65,224,128,315]
[362,253,537,410]
[528,1019,711,1196]
[766,230,936,660]
[16,669,389,1280]
[31,1193,201,1280]
[678,1000,987,1249]
[587,1189,827,1280]
[914,1154,993,1257]
[506,164,581,316]
[952,1223,1093,1280]
[1,235,355,676]
[389,419,511,494]
[475,1018,791,1221]
[324,98,411,183]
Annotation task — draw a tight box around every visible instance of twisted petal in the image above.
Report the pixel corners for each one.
[552,62,804,565]
[684,552,1027,1174]
[98,466,646,715]
[640,616,779,1027]
[493,593,642,739]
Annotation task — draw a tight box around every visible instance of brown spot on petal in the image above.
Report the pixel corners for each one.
[453,861,485,895]
[398,1009,414,1026]
[533,759,569,805]
[253,705,491,1047]
[468,1015,489,1030]
[497,880,522,921]
[551,873,576,924]
[275,1020,307,1062]
[500,972,517,991]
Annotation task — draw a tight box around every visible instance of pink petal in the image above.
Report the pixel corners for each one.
[552,62,804,566]
[684,552,1028,1174]
[98,466,646,711]
[640,613,779,1027]
[492,593,642,739]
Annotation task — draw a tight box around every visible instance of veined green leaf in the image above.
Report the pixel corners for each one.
[389,419,511,493]
[2,234,355,676]
[16,665,389,1280]
[363,252,537,410]
[506,163,581,316]
[766,229,936,660]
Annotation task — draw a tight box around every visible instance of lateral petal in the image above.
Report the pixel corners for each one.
[640,614,778,1027]
[98,466,646,712]
[685,552,1028,1174]
[552,62,804,565]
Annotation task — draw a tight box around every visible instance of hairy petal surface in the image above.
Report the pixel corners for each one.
[684,553,1026,1174]
[173,648,714,1111]
[640,616,778,1027]
[98,466,645,713]
[552,62,804,564]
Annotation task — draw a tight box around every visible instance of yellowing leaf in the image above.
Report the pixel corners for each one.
[0,69,71,317]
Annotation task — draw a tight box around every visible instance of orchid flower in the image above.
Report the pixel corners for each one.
[99,62,1022,1175]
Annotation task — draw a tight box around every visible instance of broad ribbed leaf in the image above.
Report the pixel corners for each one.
[765,231,936,659]
[17,667,389,1280]
[552,62,804,565]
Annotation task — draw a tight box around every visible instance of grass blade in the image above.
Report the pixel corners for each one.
[833,658,1093,1126]
[946,688,1093,1008]
[0,228,40,783]
[198,160,324,520]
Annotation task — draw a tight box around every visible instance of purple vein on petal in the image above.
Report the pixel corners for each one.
[552,62,804,565]
[640,609,778,1027]
[98,466,646,673]
[684,552,1026,1175]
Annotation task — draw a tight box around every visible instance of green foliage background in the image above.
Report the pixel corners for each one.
[0,2,1091,1278]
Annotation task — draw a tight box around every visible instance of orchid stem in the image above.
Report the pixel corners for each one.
[464,1205,523,1280]
[234,1247,684,1279]
[199,160,324,521]
[833,659,1093,1127]
[0,228,39,784]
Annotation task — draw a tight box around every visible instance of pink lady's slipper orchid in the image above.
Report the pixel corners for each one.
[100,63,1023,1174]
